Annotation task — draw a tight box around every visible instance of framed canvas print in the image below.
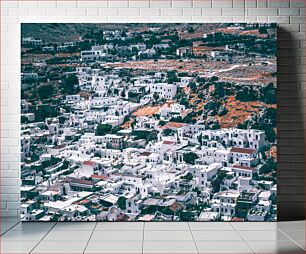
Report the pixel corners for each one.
[20,23,277,222]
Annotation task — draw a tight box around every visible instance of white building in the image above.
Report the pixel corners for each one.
[66,95,81,104]
[42,46,55,52]
[192,163,221,188]
[159,103,186,118]
[201,128,265,150]
[230,147,258,167]
[125,194,142,215]
[210,190,240,220]
[21,113,35,122]
[149,83,177,99]
[22,37,43,46]
[81,46,107,61]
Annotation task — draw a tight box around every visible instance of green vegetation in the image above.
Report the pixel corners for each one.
[213,82,233,99]
[238,107,276,142]
[96,124,112,136]
[158,120,167,126]
[235,86,258,102]
[259,27,268,34]
[261,83,276,104]
[163,129,175,136]
[132,130,158,142]
[117,196,126,210]
[179,98,189,107]
[37,84,54,99]
[167,70,179,84]
[211,170,227,193]
[260,158,277,174]
[188,82,197,92]
[181,172,193,181]
[111,126,123,134]
[153,92,159,102]
[204,100,222,116]
[62,74,79,94]
[21,116,29,124]
[180,211,195,221]
[183,152,199,165]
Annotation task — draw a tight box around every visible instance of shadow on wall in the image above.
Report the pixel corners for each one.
[277,27,305,221]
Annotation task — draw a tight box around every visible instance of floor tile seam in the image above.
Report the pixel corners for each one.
[187,222,200,254]
[28,222,58,254]
[82,222,97,254]
[144,229,192,231]
[1,221,21,236]
[88,240,195,242]
[276,227,306,250]
[268,222,277,229]
[6,239,291,243]
[231,223,256,254]
[142,221,145,254]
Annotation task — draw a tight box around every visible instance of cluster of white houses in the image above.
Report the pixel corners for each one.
[22,37,76,52]
[21,70,276,221]
[20,24,276,221]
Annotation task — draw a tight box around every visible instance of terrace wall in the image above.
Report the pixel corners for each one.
[0,0,305,220]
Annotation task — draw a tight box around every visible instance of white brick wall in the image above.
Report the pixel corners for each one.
[0,0,305,218]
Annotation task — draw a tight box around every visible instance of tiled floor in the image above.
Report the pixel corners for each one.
[0,218,304,254]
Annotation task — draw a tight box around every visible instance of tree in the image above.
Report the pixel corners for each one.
[182,172,193,181]
[259,27,268,34]
[37,84,54,99]
[260,158,276,174]
[170,116,183,123]
[218,106,228,116]
[63,74,79,94]
[132,130,150,140]
[131,118,137,130]
[197,133,202,145]
[180,211,194,221]
[210,76,219,82]
[113,88,119,95]
[235,86,258,102]
[147,131,158,142]
[189,82,197,92]
[158,120,167,126]
[211,170,227,193]
[211,122,221,130]
[180,98,189,107]
[61,160,70,170]
[183,152,199,165]
[167,70,179,84]
[183,113,194,124]
[96,124,112,136]
[153,92,159,102]
[124,115,130,122]
[111,126,123,134]
[163,129,174,136]
[117,196,126,210]
[21,116,28,124]
[261,83,276,104]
